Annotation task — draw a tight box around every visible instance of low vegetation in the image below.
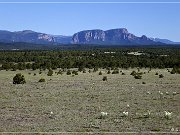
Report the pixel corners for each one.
[13,73,26,84]
[47,69,53,76]
[102,76,107,81]
[0,48,180,132]
[66,70,71,75]
[38,78,45,82]
[159,74,164,78]
[0,48,179,71]
[171,67,180,74]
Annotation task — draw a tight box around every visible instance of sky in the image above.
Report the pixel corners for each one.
[0,0,180,41]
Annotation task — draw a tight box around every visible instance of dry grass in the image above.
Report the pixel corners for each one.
[0,68,179,133]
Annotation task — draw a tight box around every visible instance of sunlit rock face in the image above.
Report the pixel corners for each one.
[0,30,71,44]
[72,28,159,45]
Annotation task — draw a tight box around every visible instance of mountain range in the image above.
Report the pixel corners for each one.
[0,28,179,46]
[0,30,71,45]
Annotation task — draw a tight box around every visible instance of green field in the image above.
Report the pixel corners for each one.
[0,68,179,133]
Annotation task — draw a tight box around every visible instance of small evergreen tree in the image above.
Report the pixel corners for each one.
[93,67,98,72]
[67,70,71,75]
[39,78,45,82]
[102,76,107,81]
[134,74,142,79]
[112,70,119,74]
[72,70,78,75]
[130,71,136,76]
[159,74,164,78]
[13,73,26,84]
[107,70,111,74]
[122,73,125,75]
[83,69,86,73]
[47,69,53,76]
[57,70,63,75]
[171,67,180,74]
[99,71,102,75]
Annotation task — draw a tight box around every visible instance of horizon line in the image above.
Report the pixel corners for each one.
[0,1,180,4]
[1,28,180,42]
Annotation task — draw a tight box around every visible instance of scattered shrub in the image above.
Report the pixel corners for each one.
[130,71,143,79]
[107,70,111,74]
[66,70,71,75]
[130,71,136,76]
[13,73,26,84]
[159,74,164,78]
[93,67,98,72]
[112,70,119,74]
[12,67,17,71]
[155,72,158,75]
[72,70,76,74]
[75,72,78,75]
[134,74,142,79]
[138,72,144,75]
[151,128,160,132]
[99,71,102,75]
[171,70,176,74]
[171,67,180,74]
[34,73,36,76]
[83,69,86,73]
[72,70,78,75]
[122,73,125,75]
[57,70,63,75]
[102,76,107,81]
[142,82,146,84]
[39,78,45,82]
[47,70,53,76]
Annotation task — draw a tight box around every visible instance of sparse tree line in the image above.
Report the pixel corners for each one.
[0,48,179,71]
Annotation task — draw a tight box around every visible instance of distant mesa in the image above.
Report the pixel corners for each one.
[0,30,71,44]
[72,28,162,45]
[0,28,179,45]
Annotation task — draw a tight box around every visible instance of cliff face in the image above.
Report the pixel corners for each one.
[72,28,158,45]
[72,30,106,44]
[0,30,71,44]
[0,28,166,45]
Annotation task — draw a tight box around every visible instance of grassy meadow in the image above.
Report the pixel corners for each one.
[0,68,179,133]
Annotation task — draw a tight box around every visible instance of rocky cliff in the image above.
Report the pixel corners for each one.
[72,28,159,45]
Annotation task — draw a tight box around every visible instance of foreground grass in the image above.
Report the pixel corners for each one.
[0,68,179,133]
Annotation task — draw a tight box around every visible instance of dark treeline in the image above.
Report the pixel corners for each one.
[0,48,179,70]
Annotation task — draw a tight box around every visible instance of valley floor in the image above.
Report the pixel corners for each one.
[0,68,180,134]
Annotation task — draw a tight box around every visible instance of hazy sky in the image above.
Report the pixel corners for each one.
[0,0,179,41]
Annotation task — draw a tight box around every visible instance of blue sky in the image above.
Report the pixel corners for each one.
[0,0,180,41]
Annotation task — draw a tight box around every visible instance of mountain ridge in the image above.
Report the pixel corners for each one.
[0,28,179,46]
[72,28,162,45]
[0,30,72,44]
